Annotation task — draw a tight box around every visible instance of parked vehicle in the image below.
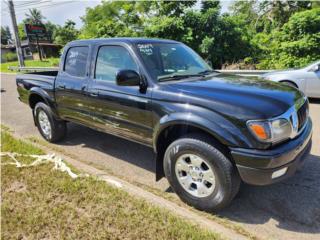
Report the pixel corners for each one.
[262,60,320,98]
[16,38,312,211]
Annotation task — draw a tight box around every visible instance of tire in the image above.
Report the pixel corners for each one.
[163,134,240,212]
[34,102,67,143]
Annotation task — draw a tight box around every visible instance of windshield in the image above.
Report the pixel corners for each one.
[300,60,320,69]
[135,43,213,81]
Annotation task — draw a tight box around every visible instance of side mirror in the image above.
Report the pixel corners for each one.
[314,64,320,72]
[116,70,141,86]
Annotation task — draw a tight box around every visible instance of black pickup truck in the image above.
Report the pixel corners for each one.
[16,38,312,211]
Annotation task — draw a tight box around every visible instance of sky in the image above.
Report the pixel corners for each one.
[1,0,233,31]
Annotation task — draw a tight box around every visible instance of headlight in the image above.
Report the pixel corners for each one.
[247,118,292,143]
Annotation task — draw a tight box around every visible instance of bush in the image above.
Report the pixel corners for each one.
[4,52,17,62]
[258,8,320,69]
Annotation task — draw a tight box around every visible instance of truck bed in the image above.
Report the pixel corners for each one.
[16,71,58,105]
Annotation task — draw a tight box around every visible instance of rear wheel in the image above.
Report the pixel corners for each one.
[34,102,66,142]
[163,134,240,211]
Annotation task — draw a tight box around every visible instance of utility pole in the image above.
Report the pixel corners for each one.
[8,0,25,67]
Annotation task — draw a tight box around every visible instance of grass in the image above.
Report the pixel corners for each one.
[1,128,222,240]
[28,136,257,239]
[0,58,59,73]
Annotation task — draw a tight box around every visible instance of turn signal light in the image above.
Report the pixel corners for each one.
[248,123,268,140]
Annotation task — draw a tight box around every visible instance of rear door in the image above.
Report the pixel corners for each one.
[87,43,153,145]
[55,45,93,125]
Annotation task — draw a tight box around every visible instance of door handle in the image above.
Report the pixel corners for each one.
[57,84,65,89]
[89,92,98,97]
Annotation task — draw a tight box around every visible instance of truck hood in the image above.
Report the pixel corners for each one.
[166,73,304,120]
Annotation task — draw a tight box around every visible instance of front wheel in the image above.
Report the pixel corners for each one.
[281,81,298,89]
[163,134,240,211]
[34,102,67,142]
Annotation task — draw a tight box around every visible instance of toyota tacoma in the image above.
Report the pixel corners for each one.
[16,38,312,211]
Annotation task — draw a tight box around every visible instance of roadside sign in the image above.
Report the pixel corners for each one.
[24,24,51,61]
[24,24,51,43]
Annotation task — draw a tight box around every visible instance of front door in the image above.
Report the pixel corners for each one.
[55,45,93,125]
[87,44,153,145]
[306,64,320,98]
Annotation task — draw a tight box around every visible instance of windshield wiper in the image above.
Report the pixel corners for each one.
[197,69,218,75]
[158,74,204,82]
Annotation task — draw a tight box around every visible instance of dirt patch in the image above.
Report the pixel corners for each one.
[6,181,27,193]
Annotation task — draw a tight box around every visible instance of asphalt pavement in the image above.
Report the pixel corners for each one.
[1,73,319,240]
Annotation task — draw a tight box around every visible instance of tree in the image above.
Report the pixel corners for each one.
[155,0,196,17]
[80,0,320,69]
[54,20,79,45]
[25,8,46,25]
[1,26,12,45]
[263,8,320,69]
[45,21,58,42]
[80,1,149,39]
[257,0,312,32]
[201,0,220,13]
[17,9,59,43]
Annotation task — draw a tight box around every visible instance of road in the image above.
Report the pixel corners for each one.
[1,73,319,240]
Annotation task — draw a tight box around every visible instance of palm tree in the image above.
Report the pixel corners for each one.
[25,9,45,25]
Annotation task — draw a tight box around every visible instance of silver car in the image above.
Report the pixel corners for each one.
[262,61,320,98]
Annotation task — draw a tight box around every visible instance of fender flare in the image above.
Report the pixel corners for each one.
[29,87,59,118]
[152,112,250,181]
[153,112,248,152]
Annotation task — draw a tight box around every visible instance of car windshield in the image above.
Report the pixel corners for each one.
[300,60,320,69]
[135,43,214,81]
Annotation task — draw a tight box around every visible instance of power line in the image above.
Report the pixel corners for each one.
[14,1,45,6]
[1,1,77,16]
[14,0,52,9]
[14,1,76,13]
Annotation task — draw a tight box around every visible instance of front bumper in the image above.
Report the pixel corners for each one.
[230,118,312,185]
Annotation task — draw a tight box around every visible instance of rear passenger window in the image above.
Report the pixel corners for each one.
[95,46,138,82]
[64,46,89,77]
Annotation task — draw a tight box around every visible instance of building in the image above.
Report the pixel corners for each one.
[1,40,62,62]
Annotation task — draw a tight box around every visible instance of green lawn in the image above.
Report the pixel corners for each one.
[1,128,222,240]
[0,58,59,73]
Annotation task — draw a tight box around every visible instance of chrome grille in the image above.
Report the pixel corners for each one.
[297,100,308,131]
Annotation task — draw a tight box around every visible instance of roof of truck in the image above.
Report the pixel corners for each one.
[68,38,179,46]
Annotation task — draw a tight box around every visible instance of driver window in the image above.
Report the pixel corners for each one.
[95,46,138,82]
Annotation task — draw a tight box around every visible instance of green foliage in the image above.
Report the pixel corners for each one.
[54,20,79,45]
[14,1,320,69]
[45,21,58,42]
[0,58,59,73]
[80,0,253,68]
[257,8,320,69]
[18,23,27,41]
[228,0,319,69]
[24,8,46,25]
[80,1,148,39]
[3,52,17,62]
[1,26,12,45]
[17,9,59,43]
